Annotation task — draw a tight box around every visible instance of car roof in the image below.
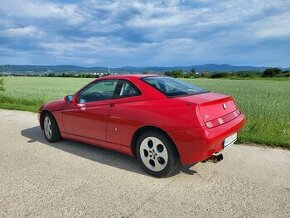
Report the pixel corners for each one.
[98,74,159,80]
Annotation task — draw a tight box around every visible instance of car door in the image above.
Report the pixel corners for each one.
[62,79,119,141]
[106,80,143,146]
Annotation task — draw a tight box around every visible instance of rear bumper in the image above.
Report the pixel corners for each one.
[168,113,245,165]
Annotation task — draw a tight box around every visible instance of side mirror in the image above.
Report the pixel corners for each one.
[64,95,73,102]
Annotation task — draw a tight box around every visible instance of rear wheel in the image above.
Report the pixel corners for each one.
[136,131,180,177]
[43,113,61,142]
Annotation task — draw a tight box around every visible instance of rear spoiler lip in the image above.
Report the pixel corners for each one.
[198,95,233,106]
[177,92,233,105]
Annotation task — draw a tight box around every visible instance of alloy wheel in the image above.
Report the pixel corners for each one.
[44,116,52,139]
[139,136,168,172]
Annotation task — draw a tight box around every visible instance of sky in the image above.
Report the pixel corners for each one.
[0,0,290,67]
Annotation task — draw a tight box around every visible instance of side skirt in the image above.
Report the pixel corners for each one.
[61,133,134,157]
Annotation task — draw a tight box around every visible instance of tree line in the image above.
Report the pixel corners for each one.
[1,68,289,79]
[163,68,290,79]
[45,72,103,78]
[0,72,107,78]
[261,68,289,77]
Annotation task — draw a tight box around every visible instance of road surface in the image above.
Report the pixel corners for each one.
[0,109,289,217]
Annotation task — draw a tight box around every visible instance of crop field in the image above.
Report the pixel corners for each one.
[0,77,289,148]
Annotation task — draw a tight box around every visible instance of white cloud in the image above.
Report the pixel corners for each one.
[1,26,40,37]
[0,0,85,25]
[253,12,290,39]
[38,36,134,57]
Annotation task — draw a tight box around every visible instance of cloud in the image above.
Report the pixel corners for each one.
[0,0,85,25]
[1,26,40,37]
[253,12,290,39]
[0,0,289,67]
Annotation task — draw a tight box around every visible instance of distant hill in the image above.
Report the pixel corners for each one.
[1,64,289,74]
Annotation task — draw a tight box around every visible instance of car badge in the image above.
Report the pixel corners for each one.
[222,104,227,110]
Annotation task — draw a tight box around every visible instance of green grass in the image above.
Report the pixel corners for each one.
[0,77,93,112]
[0,77,289,148]
[185,78,290,148]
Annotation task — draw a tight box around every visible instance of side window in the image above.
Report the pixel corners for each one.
[77,80,118,103]
[118,81,141,98]
[146,80,161,90]
[145,79,166,92]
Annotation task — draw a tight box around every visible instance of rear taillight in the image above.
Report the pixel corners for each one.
[205,109,241,128]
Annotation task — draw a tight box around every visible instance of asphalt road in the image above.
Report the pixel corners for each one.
[0,109,289,218]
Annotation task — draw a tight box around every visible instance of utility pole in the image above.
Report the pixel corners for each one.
[107,66,111,74]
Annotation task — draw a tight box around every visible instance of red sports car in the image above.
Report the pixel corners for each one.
[39,75,245,177]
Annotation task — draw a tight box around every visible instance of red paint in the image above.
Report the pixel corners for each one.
[39,75,245,165]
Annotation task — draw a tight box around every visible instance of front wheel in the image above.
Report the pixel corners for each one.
[136,131,180,177]
[43,113,61,142]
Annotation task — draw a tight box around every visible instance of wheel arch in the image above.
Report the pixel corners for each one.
[131,126,180,158]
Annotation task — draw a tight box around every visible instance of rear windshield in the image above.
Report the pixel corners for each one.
[142,76,208,97]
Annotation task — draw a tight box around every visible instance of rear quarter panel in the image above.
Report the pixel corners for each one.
[106,97,201,146]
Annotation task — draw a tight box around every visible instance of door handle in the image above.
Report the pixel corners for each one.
[77,103,86,111]
[110,103,115,107]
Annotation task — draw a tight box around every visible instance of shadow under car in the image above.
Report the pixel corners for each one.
[21,126,197,177]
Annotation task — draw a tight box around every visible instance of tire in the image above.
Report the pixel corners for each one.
[43,112,61,142]
[136,131,180,177]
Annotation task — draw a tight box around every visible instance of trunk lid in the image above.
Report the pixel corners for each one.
[178,92,237,122]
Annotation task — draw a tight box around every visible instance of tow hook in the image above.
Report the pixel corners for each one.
[207,154,223,163]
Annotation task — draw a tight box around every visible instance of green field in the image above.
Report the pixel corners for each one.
[0,77,289,148]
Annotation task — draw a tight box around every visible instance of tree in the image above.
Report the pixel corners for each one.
[210,72,231,78]
[47,72,56,77]
[183,73,191,78]
[282,70,290,77]
[187,68,196,78]
[164,71,172,77]
[165,70,184,78]
[262,68,282,77]
[0,78,4,91]
[171,70,184,78]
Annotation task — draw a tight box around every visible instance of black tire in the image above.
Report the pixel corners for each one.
[136,131,180,177]
[43,112,61,142]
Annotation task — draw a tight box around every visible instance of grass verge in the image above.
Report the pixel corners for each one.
[0,94,44,112]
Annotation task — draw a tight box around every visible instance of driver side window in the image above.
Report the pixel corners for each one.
[77,80,118,103]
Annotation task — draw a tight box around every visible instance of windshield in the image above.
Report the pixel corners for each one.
[142,76,208,97]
